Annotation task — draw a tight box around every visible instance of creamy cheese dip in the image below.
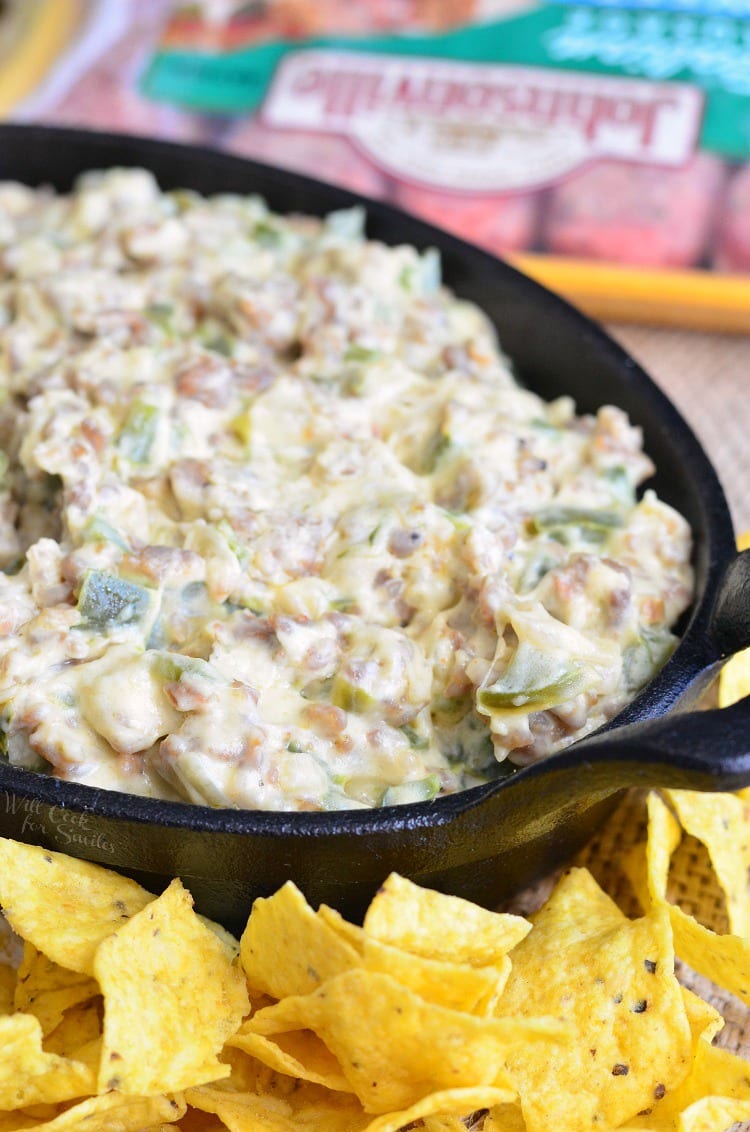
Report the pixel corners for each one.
[0,169,693,810]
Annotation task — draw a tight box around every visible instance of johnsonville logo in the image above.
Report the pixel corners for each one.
[261,49,703,193]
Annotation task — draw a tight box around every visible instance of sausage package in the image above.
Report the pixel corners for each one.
[4,0,750,329]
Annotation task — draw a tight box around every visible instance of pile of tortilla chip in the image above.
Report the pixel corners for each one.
[1,556,750,1132]
[0,816,748,1132]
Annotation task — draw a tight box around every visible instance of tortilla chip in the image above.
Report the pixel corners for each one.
[662,790,750,936]
[0,1113,48,1131]
[247,969,564,1113]
[622,792,682,913]
[228,1028,354,1093]
[363,874,531,965]
[626,794,750,1005]
[484,1102,528,1132]
[362,935,509,1016]
[240,883,359,999]
[0,839,153,976]
[680,987,724,1048]
[185,1081,369,1131]
[668,904,750,1006]
[2,1092,187,1131]
[495,869,692,1132]
[623,1023,750,1130]
[94,878,249,1095]
[363,1086,517,1132]
[14,945,99,1036]
[314,909,507,1014]
[0,1013,94,1110]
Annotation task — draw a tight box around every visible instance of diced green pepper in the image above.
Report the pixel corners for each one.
[530,506,624,545]
[382,775,441,806]
[421,430,452,474]
[151,651,216,682]
[330,596,356,613]
[433,695,472,725]
[517,553,558,593]
[81,516,129,551]
[605,466,636,506]
[622,627,675,693]
[532,506,624,533]
[331,674,376,714]
[118,400,158,464]
[400,724,429,750]
[204,334,233,357]
[144,303,174,334]
[253,220,283,247]
[77,570,154,628]
[325,206,365,240]
[478,642,585,711]
[399,265,415,292]
[343,343,380,363]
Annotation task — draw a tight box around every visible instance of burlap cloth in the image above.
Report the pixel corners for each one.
[608,324,750,533]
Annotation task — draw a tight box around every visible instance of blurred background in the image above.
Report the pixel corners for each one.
[1,0,748,526]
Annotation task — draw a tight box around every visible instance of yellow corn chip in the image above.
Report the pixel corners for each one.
[9,1104,59,1120]
[629,794,750,1005]
[0,839,153,976]
[0,1092,187,1131]
[484,1102,528,1132]
[94,878,249,1096]
[363,935,509,1016]
[314,908,507,1015]
[240,883,359,999]
[317,904,366,951]
[680,987,724,1048]
[622,792,682,912]
[718,649,750,707]
[679,1094,750,1132]
[646,792,683,903]
[668,904,750,1006]
[247,968,564,1113]
[363,1086,516,1132]
[0,1013,94,1110]
[228,1028,354,1093]
[14,944,99,1036]
[43,999,102,1062]
[363,874,531,965]
[623,1022,750,1130]
[185,1081,369,1132]
[495,869,692,1132]
[663,790,750,936]
[189,1083,513,1132]
[0,1113,46,1131]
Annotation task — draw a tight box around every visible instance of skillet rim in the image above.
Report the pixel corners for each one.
[0,122,736,836]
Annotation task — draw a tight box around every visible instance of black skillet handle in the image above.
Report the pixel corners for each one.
[540,694,750,797]
[710,548,750,657]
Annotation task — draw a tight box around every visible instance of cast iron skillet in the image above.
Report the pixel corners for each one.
[1,124,750,933]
